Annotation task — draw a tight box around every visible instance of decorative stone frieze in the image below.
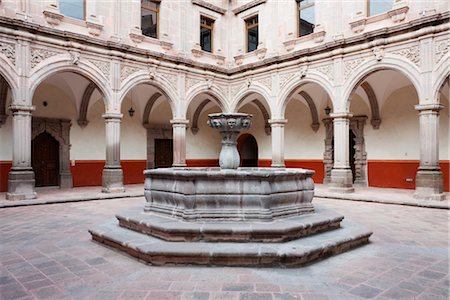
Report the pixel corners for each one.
[120,65,142,81]
[312,64,334,82]
[392,45,420,67]
[89,59,110,78]
[372,47,385,61]
[256,76,272,91]
[231,84,244,98]
[30,48,60,69]
[279,71,296,88]
[0,42,15,65]
[186,77,203,91]
[344,58,365,80]
[435,39,449,64]
[160,72,177,87]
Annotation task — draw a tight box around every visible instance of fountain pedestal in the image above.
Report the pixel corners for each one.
[89,113,372,267]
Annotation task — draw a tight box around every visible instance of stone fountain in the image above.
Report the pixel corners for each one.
[89,113,372,267]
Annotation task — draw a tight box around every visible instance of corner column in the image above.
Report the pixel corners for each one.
[171,119,189,167]
[102,113,124,193]
[414,104,445,200]
[269,119,287,168]
[330,112,354,193]
[6,105,36,200]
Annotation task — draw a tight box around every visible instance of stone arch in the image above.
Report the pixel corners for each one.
[0,77,10,127]
[119,72,177,118]
[0,56,18,102]
[231,83,273,117]
[184,83,228,118]
[278,74,334,119]
[29,57,111,109]
[298,91,320,132]
[342,57,422,111]
[77,82,96,127]
[433,57,450,103]
[190,99,211,135]
[142,92,162,126]
[251,99,271,135]
[360,82,381,129]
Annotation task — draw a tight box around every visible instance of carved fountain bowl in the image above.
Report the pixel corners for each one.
[144,167,315,222]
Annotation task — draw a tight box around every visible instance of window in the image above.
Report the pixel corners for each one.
[298,0,315,37]
[367,0,393,16]
[245,15,258,53]
[141,0,159,39]
[200,16,214,53]
[59,0,85,20]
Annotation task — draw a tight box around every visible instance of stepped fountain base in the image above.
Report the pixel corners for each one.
[89,167,372,267]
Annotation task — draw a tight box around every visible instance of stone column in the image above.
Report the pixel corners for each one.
[170,119,189,167]
[330,112,354,193]
[102,113,124,193]
[6,105,36,200]
[414,104,445,200]
[269,119,287,168]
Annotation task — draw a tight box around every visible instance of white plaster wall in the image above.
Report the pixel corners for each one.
[364,86,420,160]
[120,95,146,160]
[0,115,12,160]
[439,94,449,161]
[238,103,271,159]
[186,106,222,159]
[284,100,324,159]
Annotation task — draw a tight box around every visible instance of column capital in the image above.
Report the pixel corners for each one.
[414,104,444,112]
[268,119,288,125]
[102,113,122,120]
[329,112,353,119]
[9,105,35,113]
[170,119,189,126]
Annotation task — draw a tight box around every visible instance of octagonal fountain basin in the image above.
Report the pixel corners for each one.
[143,167,315,222]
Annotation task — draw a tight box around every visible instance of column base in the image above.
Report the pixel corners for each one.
[60,171,73,189]
[6,170,37,200]
[414,169,445,201]
[172,163,187,168]
[102,168,125,193]
[271,163,285,168]
[329,168,354,193]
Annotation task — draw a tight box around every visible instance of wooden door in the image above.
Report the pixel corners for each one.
[154,139,173,168]
[32,132,60,187]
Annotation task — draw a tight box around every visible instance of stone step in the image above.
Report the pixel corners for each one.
[116,205,345,242]
[89,218,372,267]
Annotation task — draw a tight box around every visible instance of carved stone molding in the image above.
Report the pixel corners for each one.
[279,71,296,88]
[42,5,63,26]
[232,0,267,15]
[349,16,367,34]
[160,72,177,87]
[323,115,368,186]
[312,64,334,82]
[88,59,111,79]
[0,42,16,65]
[392,45,420,67]
[256,76,272,91]
[387,2,409,23]
[186,77,203,92]
[299,91,320,132]
[192,0,226,14]
[32,117,72,188]
[344,58,365,80]
[30,48,60,69]
[120,65,142,81]
[435,39,449,64]
[87,20,104,37]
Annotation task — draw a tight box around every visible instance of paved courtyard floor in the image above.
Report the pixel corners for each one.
[0,197,448,300]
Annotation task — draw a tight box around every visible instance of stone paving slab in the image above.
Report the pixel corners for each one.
[0,197,449,299]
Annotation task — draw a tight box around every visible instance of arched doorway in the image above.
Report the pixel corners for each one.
[32,132,59,187]
[237,134,258,167]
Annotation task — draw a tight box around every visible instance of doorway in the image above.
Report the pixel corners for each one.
[349,130,356,183]
[237,134,258,167]
[32,132,60,187]
[154,139,173,168]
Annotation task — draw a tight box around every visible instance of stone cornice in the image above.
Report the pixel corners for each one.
[191,0,226,15]
[0,12,448,78]
[232,0,267,15]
